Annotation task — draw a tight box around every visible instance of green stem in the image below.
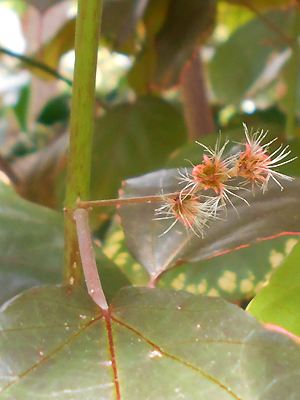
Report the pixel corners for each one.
[285,10,300,139]
[0,46,72,86]
[64,0,103,285]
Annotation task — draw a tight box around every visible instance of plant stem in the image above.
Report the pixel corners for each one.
[77,192,181,209]
[0,46,72,86]
[64,0,103,284]
[285,9,300,139]
[73,209,108,310]
[180,51,215,140]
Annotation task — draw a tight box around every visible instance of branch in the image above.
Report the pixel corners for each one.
[0,46,72,87]
[180,51,215,140]
[77,192,181,209]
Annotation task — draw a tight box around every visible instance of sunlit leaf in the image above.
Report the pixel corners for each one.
[119,169,300,278]
[217,2,254,35]
[1,286,299,399]
[248,242,300,336]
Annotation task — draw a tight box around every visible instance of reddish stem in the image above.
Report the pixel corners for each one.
[73,208,108,310]
[77,191,182,210]
[180,51,215,140]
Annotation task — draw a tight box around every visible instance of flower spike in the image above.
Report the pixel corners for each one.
[178,137,247,212]
[154,124,296,238]
[178,139,231,194]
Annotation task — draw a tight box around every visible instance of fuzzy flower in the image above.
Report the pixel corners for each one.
[235,123,297,192]
[154,194,219,238]
[178,138,248,213]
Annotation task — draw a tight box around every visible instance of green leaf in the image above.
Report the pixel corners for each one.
[209,10,292,104]
[0,182,128,304]
[118,169,300,278]
[0,181,62,303]
[1,286,300,399]
[103,223,298,301]
[91,96,187,200]
[159,236,299,300]
[13,84,31,133]
[15,96,186,209]
[247,242,300,336]
[103,222,149,285]
[38,94,70,126]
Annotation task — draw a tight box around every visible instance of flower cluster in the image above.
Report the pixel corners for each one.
[154,193,220,237]
[155,123,296,237]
